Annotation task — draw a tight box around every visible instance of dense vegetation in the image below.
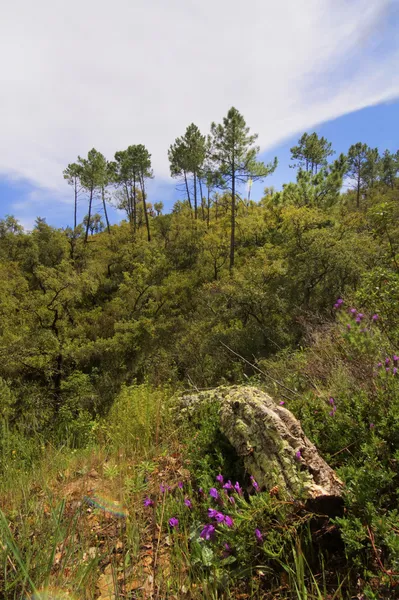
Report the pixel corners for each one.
[1,108,399,598]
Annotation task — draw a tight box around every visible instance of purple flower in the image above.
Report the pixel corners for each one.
[223,542,232,557]
[178,482,183,489]
[215,512,225,523]
[333,303,339,309]
[160,484,166,494]
[393,355,399,363]
[356,317,361,324]
[295,450,302,461]
[337,298,344,305]
[216,474,224,484]
[279,401,285,406]
[386,367,390,373]
[198,487,204,495]
[208,508,219,519]
[234,482,243,495]
[370,423,375,429]
[329,410,335,417]
[144,497,154,507]
[223,480,234,490]
[385,357,391,365]
[224,515,234,528]
[209,488,219,500]
[357,313,364,320]
[350,308,357,314]
[184,498,192,508]
[394,367,398,376]
[228,495,235,505]
[255,528,263,542]
[250,475,260,492]
[329,397,335,405]
[169,517,179,528]
[347,324,351,331]
[372,314,379,321]
[377,362,383,368]
[200,524,216,541]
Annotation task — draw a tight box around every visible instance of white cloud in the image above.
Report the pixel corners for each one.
[0,0,398,204]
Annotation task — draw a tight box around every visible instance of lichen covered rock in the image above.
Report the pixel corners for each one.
[181,385,343,505]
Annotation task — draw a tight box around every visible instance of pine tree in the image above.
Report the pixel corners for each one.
[209,107,277,270]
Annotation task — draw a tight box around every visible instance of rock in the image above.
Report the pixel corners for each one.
[180,386,343,508]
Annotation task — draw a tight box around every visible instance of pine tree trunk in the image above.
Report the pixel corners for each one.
[230,164,236,271]
[193,172,198,219]
[74,178,78,231]
[141,177,151,242]
[207,187,211,228]
[85,186,94,243]
[184,172,192,210]
[102,186,111,234]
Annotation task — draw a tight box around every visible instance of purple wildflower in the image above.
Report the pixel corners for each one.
[377,362,383,368]
[200,524,216,541]
[228,495,235,505]
[295,450,302,461]
[279,401,285,406]
[208,508,219,518]
[329,410,335,417]
[178,482,183,489]
[184,498,192,508]
[223,480,234,490]
[169,517,179,529]
[372,314,379,321]
[144,497,154,507]
[160,484,166,494]
[329,397,335,405]
[370,423,375,429]
[386,367,390,373]
[347,324,351,330]
[198,487,204,495]
[357,313,364,320]
[250,475,260,492]
[350,308,357,314]
[234,482,243,495]
[356,317,361,324]
[216,474,224,484]
[394,355,399,363]
[209,488,219,500]
[255,528,263,543]
[334,303,339,309]
[385,357,391,365]
[224,515,234,528]
[394,367,398,376]
[337,298,344,305]
[223,542,232,557]
[215,512,225,523]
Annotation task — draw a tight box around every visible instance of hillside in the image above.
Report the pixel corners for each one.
[1,124,399,598]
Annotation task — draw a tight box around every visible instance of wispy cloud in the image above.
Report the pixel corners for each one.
[0,0,398,206]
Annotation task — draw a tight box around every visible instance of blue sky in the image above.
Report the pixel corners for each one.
[0,0,398,230]
[1,99,398,230]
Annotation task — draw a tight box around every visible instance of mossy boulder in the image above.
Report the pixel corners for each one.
[181,385,343,506]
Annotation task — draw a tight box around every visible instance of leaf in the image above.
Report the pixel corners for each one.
[201,545,214,567]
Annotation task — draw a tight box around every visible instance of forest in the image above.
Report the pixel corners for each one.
[1,107,399,599]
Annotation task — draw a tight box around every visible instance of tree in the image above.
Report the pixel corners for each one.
[363,147,380,190]
[83,213,105,235]
[168,124,206,219]
[76,149,110,243]
[63,162,83,230]
[381,149,399,189]
[345,143,369,208]
[209,107,277,270]
[154,202,164,216]
[111,147,140,230]
[134,144,153,242]
[290,132,334,174]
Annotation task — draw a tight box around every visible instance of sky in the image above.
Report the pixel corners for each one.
[0,0,398,230]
